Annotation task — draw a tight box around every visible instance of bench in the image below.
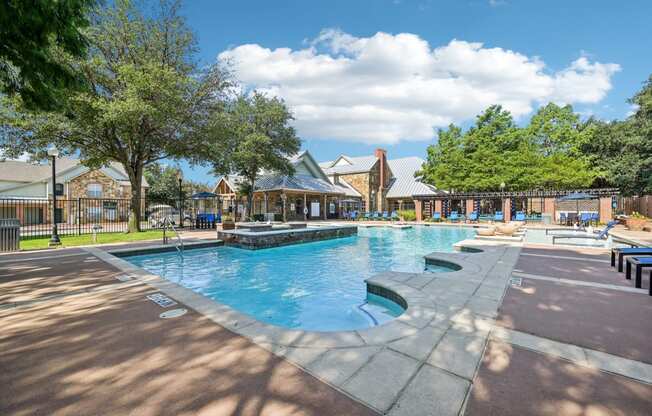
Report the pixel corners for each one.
[625,256,652,295]
[611,247,652,272]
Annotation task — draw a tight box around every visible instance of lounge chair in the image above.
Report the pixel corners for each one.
[449,211,460,222]
[559,213,567,225]
[590,213,600,225]
[494,211,504,222]
[552,220,618,244]
[382,211,390,221]
[467,211,479,222]
[477,226,496,236]
[432,212,442,222]
[612,247,652,272]
[390,211,399,221]
[364,212,371,221]
[579,212,591,226]
[372,212,380,220]
[625,256,652,294]
[515,211,526,222]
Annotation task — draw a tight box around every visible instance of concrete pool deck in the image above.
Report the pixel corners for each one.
[2,228,652,415]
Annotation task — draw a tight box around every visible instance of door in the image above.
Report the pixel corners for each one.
[310,202,320,218]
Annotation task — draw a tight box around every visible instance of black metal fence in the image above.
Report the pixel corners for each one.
[0,197,222,239]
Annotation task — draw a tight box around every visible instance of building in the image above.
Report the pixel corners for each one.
[213,148,440,220]
[320,148,440,213]
[0,157,148,224]
[213,151,357,221]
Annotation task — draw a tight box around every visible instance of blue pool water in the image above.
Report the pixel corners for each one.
[126,226,475,331]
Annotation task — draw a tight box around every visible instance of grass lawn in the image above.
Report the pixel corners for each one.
[20,230,167,251]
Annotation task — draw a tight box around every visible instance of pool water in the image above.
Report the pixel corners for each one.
[126,226,475,331]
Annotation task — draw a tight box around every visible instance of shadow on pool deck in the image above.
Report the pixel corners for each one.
[0,253,377,416]
[465,340,652,416]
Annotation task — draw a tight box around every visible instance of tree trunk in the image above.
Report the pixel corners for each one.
[126,163,144,233]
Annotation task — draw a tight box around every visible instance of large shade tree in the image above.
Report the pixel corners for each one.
[582,76,652,196]
[208,92,301,220]
[418,104,597,191]
[0,0,95,110]
[0,0,230,231]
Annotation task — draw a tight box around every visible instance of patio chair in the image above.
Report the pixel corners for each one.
[552,220,617,244]
[559,212,567,225]
[515,211,526,221]
[468,211,479,222]
[372,212,380,220]
[382,211,390,220]
[449,211,460,222]
[580,212,591,226]
[494,211,504,222]
[364,212,371,221]
[590,212,600,225]
[390,211,399,221]
[350,211,357,221]
[611,247,652,272]
[432,212,442,222]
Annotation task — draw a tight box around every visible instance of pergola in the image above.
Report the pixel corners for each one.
[411,188,619,223]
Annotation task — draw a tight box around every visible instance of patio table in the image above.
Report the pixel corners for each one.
[625,256,652,294]
[611,247,652,272]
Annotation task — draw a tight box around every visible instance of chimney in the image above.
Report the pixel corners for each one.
[374,148,387,189]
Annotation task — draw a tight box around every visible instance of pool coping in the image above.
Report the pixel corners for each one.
[83,237,520,414]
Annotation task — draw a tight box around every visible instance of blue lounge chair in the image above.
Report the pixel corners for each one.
[350,211,357,221]
[449,211,459,222]
[382,211,390,220]
[590,212,600,225]
[515,211,526,221]
[552,220,617,244]
[580,212,591,225]
[612,247,652,272]
[432,212,442,222]
[559,212,567,225]
[372,212,380,220]
[468,211,478,222]
[494,211,504,222]
[364,212,371,221]
[390,211,399,221]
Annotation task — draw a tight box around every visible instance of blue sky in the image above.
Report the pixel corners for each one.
[178,0,651,183]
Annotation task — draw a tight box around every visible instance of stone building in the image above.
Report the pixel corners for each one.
[0,157,148,225]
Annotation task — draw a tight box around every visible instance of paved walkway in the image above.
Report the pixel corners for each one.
[467,242,652,415]
[0,250,377,416]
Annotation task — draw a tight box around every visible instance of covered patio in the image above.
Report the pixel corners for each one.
[411,188,619,223]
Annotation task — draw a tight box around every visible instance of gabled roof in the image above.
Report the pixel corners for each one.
[386,157,440,198]
[322,155,379,175]
[255,174,344,195]
[0,157,148,192]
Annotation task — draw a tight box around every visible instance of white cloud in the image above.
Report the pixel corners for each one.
[219,29,620,144]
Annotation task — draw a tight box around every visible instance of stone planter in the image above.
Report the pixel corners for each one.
[626,217,648,231]
[222,220,235,230]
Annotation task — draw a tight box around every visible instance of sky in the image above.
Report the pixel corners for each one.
[177,0,652,183]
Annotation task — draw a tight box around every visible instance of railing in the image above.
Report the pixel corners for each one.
[163,216,184,254]
[0,197,222,240]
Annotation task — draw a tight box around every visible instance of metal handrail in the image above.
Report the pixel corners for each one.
[163,216,184,254]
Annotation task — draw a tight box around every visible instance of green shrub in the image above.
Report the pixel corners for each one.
[398,209,416,221]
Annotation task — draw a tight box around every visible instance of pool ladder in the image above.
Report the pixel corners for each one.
[163,216,184,255]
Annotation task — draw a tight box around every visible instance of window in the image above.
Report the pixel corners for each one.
[87,183,102,198]
[54,183,64,196]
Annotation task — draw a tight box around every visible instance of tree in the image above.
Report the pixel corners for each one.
[0,0,230,232]
[209,92,301,219]
[0,0,95,110]
[144,162,210,203]
[418,104,597,191]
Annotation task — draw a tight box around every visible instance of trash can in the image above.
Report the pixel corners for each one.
[0,218,20,252]
[541,213,553,225]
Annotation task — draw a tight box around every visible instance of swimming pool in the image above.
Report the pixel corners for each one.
[125,225,475,331]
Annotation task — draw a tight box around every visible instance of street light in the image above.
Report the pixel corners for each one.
[47,145,61,246]
[177,171,183,226]
[499,182,506,219]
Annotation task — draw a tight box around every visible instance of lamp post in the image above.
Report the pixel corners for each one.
[48,145,61,246]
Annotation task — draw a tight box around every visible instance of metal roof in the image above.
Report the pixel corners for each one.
[254,174,345,194]
[322,155,378,175]
[386,157,440,198]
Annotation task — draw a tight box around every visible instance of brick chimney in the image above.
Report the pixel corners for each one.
[374,148,387,188]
